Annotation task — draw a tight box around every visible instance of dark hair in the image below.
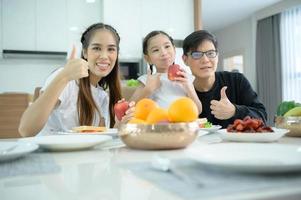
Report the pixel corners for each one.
[183,30,218,55]
[77,23,122,128]
[142,31,175,73]
[142,30,174,55]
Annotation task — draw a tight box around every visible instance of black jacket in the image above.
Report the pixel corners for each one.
[196,71,267,128]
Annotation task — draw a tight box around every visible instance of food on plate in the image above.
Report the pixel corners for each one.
[197,118,213,128]
[114,100,129,120]
[227,116,273,133]
[168,63,182,81]
[72,126,107,133]
[200,121,213,128]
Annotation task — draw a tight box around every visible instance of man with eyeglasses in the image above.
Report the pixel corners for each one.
[182,30,267,128]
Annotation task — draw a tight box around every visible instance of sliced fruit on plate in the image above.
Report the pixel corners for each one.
[72,126,107,133]
[196,118,213,128]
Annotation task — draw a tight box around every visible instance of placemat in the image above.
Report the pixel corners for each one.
[0,152,61,178]
[124,159,301,200]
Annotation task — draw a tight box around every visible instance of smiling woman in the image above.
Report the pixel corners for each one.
[18,23,135,137]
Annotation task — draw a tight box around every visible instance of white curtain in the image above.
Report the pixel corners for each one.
[280,6,301,102]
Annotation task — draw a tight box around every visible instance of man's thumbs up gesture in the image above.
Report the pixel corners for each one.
[62,46,89,81]
[210,86,236,120]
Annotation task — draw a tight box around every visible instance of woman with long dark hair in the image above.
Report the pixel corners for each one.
[19,23,133,137]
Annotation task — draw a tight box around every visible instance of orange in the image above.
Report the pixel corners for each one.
[146,107,170,124]
[128,118,146,124]
[168,97,198,122]
[134,98,158,120]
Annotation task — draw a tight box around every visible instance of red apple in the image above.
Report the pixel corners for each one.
[168,64,182,81]
[114,101,129,121]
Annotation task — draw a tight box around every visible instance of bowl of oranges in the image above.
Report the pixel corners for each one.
[118,97,200,150]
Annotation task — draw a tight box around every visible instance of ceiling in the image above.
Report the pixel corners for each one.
[202,0,283,32]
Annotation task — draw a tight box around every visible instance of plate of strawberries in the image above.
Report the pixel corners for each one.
[218,116,289,142]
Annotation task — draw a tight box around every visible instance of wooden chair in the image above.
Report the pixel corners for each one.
[33,87,42,102]
[0,93,30,138]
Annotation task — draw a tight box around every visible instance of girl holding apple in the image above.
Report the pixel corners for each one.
[130,30,202,112]
[182,30,267,128]
[19,23,134,137]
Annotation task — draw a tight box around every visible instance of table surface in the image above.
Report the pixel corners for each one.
[1,133,301,200]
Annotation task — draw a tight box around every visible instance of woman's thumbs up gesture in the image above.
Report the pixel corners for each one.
[210,86,236,120]
[62,46,89,81]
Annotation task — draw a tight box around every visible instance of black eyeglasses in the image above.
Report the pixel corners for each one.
[189,50,218,60]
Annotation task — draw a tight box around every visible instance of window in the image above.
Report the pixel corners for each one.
[223,54,244,73]
[280,5,301,102]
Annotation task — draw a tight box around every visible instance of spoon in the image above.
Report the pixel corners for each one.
[151,155,203,187]
[0,144,18,155]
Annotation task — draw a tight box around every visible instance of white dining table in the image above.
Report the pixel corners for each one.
[1,133,301,200]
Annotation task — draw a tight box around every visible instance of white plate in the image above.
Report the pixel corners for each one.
[198,130,210,137]
[218,128,288,142]
[26,135,112,151]
[199,125,222,133]
[58,128,118,137]
[0,141,38,162]
[187,143,301,173]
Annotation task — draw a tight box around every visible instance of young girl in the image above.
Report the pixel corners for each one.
[19,23,134,137]
[130,30,202,112]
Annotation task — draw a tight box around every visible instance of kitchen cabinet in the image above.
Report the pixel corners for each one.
[103,0,194,60]
[66,0,103,53]
[36,0,67,51]
[1,0,103,52]
[2,0,36,50]
[2,0,67,51]
[103,0,142,59]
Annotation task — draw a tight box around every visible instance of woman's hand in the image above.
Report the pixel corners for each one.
[61,46,89,81]
[210,86,236,119]
[115,101,136,126]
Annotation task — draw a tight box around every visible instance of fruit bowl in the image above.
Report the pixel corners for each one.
[118,122,199,150]
[274,116,301,137]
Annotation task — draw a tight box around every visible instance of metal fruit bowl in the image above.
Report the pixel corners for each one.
[118,122,199,150]
[274,116,301,137]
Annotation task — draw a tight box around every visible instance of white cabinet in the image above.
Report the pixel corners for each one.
[103,0,194,60]
[36,0,67,51]
[66,0,103,53]
[2,0,36,50]
[103,0,142,59]
[1,0,103,52]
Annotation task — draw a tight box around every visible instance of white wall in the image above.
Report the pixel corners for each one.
[213,0,301,91]
[0,59,65,93]
[213,18,254,88]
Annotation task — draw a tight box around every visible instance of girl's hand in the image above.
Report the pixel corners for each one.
[61,46,89,81]
[173,69,194,93]
[145,68,161,92]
